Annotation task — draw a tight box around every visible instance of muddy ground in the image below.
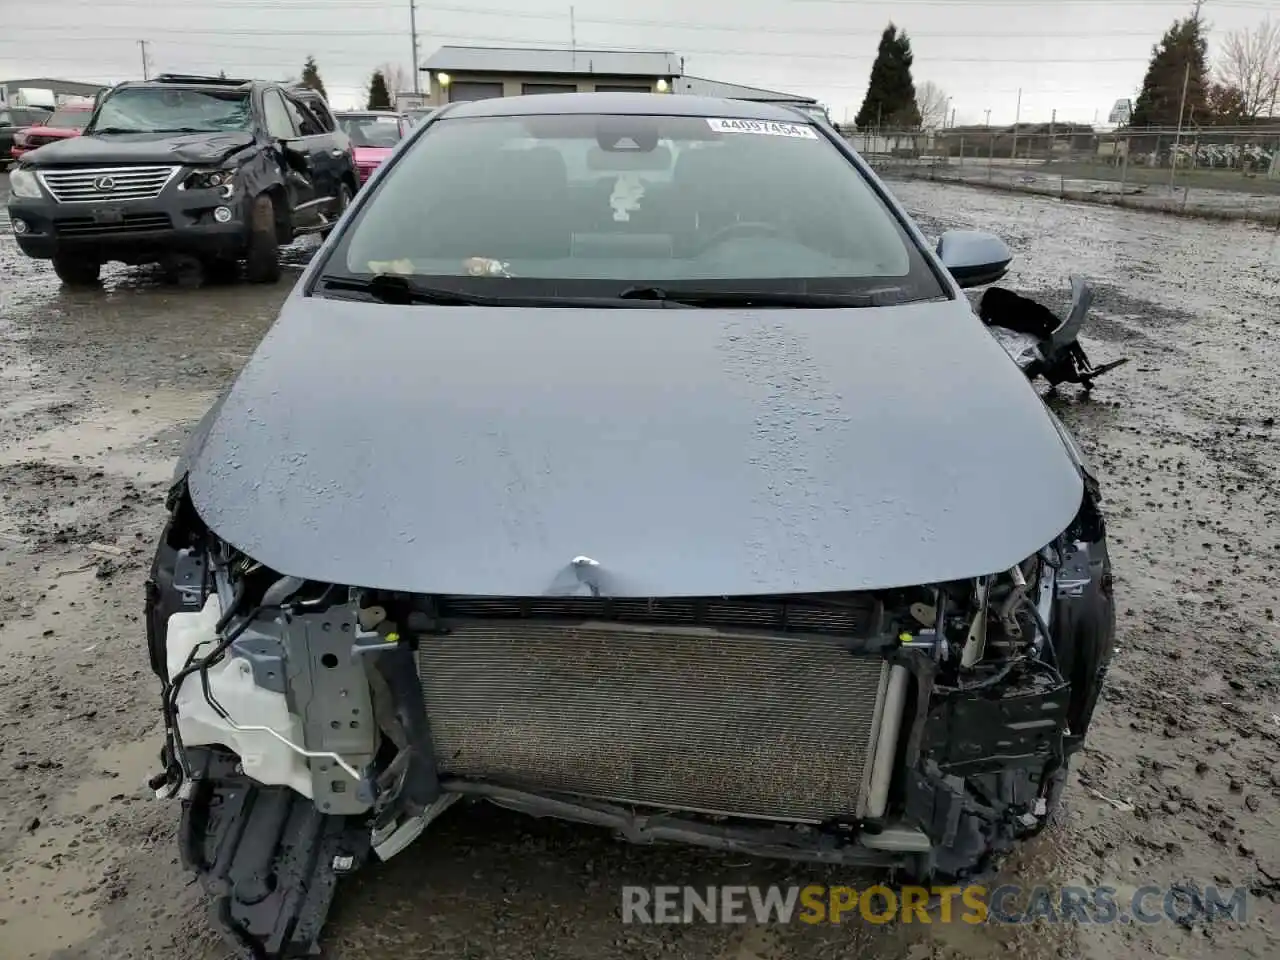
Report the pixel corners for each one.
[0,174,1277,960]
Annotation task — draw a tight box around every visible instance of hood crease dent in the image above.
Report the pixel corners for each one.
[23,131,255,166]
[185,297,1085,596]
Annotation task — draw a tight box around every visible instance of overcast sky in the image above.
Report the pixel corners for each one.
[1,0,1273,123]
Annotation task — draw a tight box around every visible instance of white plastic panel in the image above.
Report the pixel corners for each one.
[167,595,313,798]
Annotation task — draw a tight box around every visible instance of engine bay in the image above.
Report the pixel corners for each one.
[145,476,1113,956]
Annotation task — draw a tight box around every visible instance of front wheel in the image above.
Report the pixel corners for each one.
[52,256,101,287]
[244,194,281,284]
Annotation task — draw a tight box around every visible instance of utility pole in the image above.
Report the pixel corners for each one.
[570,5,577,70]
[1170,59,1191,189]
[409,1,420,94]
[984,108,991,127]
[1049,108,1056,155]
[138,39,149,80]
[1010,88,1022,162]
[949,107,956,129]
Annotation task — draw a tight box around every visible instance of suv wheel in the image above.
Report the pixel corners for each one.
[245,194,281,284]
[321,183,352,239]
[203,257,240,284]
[52,256,101,287]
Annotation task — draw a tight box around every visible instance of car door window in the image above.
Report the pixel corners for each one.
[303,98,337,133]
[263,90,297,139]
[285,95,324,137]
[0,112,11,126]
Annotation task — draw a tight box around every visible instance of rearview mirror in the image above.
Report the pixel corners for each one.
[936,230,1013,288]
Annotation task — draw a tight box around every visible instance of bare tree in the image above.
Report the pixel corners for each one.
[916,80,949,129]
[1218,18,1280,119]
[378,62,410,99]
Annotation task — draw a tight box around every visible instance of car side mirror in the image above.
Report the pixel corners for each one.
[936,230,1013,288]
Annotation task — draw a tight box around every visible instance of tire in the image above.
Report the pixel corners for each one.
[244,194,281,284]
[320,182,352,239]
[52,256,101,287]
[163,255,206,289]
[203,256,240,284]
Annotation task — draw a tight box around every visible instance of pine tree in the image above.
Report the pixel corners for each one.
[367,70,391,110]
[1130,16,1209,127]
[855,24,923,130]
[300,56,328,101]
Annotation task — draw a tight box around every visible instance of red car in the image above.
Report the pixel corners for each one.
[334,111,408,185]
[10,103,93,161]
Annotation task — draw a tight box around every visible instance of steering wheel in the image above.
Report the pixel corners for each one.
[695,220,785,254]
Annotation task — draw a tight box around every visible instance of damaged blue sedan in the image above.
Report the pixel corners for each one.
[144,93,1115,957]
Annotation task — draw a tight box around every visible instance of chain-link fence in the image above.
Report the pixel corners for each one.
[846,125,1280,225]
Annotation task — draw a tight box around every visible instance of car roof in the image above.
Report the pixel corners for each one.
[437,93,814,122]
[335,110,401,118]
[112,81,258,94]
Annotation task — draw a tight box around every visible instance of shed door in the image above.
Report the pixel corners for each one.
[447,82,504,102]
[522,83,576,95]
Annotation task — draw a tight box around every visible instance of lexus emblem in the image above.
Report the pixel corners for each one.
[94,176,116,192]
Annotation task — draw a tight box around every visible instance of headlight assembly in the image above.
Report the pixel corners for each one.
[182,168,234,191]
[9,168,43,199]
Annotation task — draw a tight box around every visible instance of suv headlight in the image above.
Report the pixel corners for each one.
[9,168,42,199]
[182,168,234,191]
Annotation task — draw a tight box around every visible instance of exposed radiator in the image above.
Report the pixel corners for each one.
[418,622,889,822]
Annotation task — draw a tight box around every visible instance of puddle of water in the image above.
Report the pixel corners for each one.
[0,839,103,957]
[0,388,214,482]
[0,740,158,956]
[57,739,157,817]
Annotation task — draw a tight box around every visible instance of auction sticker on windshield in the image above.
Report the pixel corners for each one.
[706,118,818,138]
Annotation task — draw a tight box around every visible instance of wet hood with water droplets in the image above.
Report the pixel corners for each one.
[183,295,1084,596]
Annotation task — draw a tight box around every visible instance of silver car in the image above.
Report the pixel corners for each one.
[145,93,1115,956]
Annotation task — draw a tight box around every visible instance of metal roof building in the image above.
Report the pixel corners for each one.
[416,46,681,107]
[673,76,817,107]
[0,77,105,108]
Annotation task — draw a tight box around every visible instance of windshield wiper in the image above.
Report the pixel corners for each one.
[320,274,510,306]
[91,126,143,135]
[616,286,899,308]
[319,274,699,308]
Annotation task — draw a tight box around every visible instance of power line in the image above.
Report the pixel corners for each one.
[40,0,1279,6]
[26,0,1279,32]
[0,19,1202,41]
[791,0,1272,6]
[0,30,1164,62]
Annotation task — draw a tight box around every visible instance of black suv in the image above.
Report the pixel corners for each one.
[5,74,357,285]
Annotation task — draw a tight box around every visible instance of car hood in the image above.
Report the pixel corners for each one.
[22,131,255,166]
[182,295,1084,597]
[354,146,394,165]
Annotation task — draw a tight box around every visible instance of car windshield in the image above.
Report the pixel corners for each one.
[325,112,944,301]
[89,87,252,134]
[45,109,91,129]
[338,115,403,147]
